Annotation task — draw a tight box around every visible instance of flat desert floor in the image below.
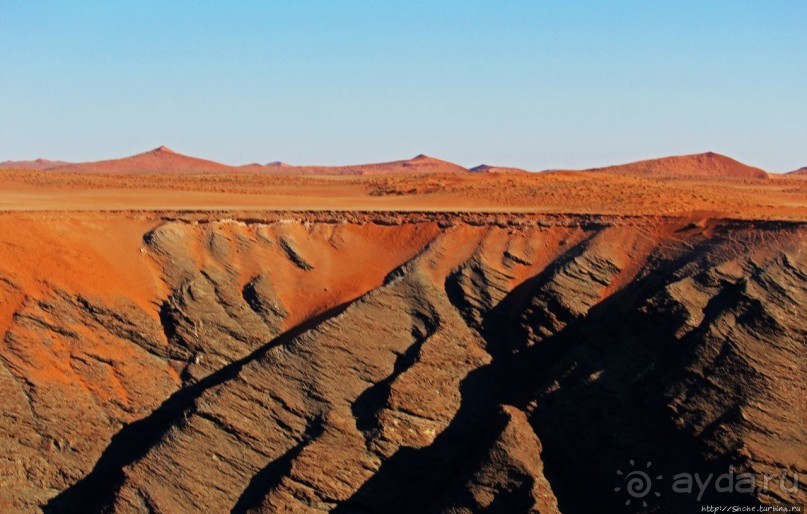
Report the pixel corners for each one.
[1,168,806,219]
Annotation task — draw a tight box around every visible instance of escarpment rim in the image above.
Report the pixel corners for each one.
[1,211,803,512]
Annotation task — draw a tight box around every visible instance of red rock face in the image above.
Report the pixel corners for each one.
[0,212,804,513]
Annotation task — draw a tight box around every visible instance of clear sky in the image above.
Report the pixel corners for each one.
[1,1,805,171]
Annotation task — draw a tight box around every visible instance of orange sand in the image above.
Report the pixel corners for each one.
[0,168,805,220]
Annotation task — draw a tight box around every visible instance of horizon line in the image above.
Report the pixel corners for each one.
[1,145,802,175]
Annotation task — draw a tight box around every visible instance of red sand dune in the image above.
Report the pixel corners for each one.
[2,146,805,219]
[246,154,469,175]
[358,154,468,175]
[582,152,769,179]
[1,148,780,180]
[12,148,468,176]
[788,166,807,175]
[50,146,232,174]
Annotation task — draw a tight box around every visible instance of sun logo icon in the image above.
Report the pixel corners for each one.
[614,460,663,508]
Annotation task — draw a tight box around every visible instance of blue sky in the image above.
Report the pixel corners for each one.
[1,1,805,171]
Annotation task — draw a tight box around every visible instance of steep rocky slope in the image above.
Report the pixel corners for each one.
[0,213,803,513]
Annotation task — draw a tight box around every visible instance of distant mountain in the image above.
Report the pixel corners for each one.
[50,146,231,173]
[0,148,777,179]
[0,158,69,170]
[469,164,529,174]
[357,154,467,175]
[584,152,768,179]
[238,161,292,170]
[787,166,807,175]
[1,148,469,175]
[252,154,469,175]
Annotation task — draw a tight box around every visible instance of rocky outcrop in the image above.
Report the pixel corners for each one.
[0,214,803,513]
[436,405,560,514]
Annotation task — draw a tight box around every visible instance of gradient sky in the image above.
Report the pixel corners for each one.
[1,1,805,171]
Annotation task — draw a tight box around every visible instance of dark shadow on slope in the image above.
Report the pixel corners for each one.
[332,358,503,513]
[332,244,596,514]
[514,257,763,513]
[231,416,325,514]
[444,232,602,400]
[336,235,760,514]
[158,299,178,347]
[44,300,355,514]
[424,405,546,514]
[483,480,535,513]
[352,311,438,434]
[444,232,599,341]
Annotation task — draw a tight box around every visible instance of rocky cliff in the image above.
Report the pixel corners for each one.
[0,213,803,513]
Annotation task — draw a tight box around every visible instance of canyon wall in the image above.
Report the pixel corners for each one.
[0,213,804,513]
